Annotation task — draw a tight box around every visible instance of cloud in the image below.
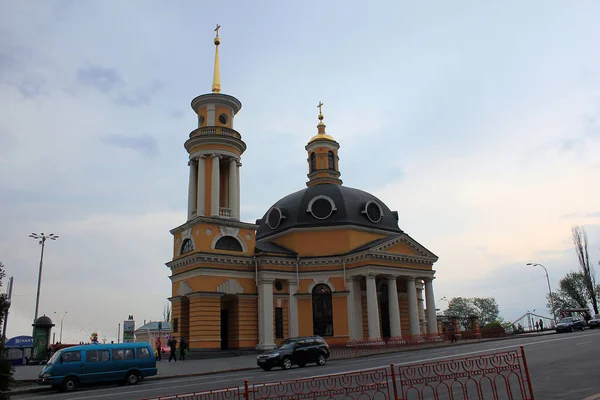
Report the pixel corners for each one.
[561,211,600,219]
[114,80,164,108]
[100,134,159,157]
[76,66,123,93]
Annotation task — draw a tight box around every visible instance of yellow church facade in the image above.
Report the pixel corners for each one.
[167,27,439,351]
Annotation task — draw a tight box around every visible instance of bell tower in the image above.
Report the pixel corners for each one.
[184,25,245,220]
[305,102,342,187]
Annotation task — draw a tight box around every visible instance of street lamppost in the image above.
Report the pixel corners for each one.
[29,232,59,322]
[527,262,557,324]
[53,311,67,343]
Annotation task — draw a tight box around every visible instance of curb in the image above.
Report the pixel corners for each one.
[6,332,556,395]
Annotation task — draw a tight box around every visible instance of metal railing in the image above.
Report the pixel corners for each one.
[190,127,242,139]
[142,346,534,400]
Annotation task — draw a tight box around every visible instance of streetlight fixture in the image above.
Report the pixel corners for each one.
[527,262,557,323]
[29,232,59,322]
[53,311,67,343]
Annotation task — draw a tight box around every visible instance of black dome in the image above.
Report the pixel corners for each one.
[32,315,54,326]
[256,184,402,240]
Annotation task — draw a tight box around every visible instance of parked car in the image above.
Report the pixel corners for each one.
[37,342,157,392]
[555,317,586,333]
[588,314,600,329]
[257,336,330,371]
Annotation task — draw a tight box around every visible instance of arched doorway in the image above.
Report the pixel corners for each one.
[312,284,333,336]
[380,284,391,338]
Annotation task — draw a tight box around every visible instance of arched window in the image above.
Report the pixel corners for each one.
[312,284,333,336]
[310,152,317,173]
[327,151,335,170]
[215,236,243,251]
[181,239,194,254]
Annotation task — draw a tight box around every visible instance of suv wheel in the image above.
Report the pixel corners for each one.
[281,357,292,370]
[316,353,327,366]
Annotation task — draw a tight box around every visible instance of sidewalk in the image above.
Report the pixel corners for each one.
[6,331,556,395]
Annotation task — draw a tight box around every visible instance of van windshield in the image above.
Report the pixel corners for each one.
[47,349,63,366]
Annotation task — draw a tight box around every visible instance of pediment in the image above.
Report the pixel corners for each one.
[371,234,438,261]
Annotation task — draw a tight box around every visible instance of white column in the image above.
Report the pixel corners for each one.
[288,281,299,338]
[425,278,438,334]
[417,282,426,334]
[228,158,238,219]
[256,279,275,350]
[236,161,241,219]
[365,275,381,340]
[387,276,402,338]
[210,154,220,216]
[196,156,206,216]
[187,159,198,219]
[406,278,420,336]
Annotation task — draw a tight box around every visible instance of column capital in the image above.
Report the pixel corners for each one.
[365,274,377,280]
[211,153,222,159]
[236,161,242,167]
[257,278,275,285]
[422,277,435,282]
[199,155,207,160]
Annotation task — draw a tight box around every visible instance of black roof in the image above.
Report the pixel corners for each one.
[256,184,402,241]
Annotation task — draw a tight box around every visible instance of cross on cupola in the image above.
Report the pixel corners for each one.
[305,101,343,187]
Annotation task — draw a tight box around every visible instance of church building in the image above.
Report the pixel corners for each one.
[167,27,440,351]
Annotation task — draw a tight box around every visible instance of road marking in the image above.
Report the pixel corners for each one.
[576,341,593,345]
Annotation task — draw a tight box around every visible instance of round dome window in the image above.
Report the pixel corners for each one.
[267,207,284,230]
[364,201,383,223]
[308,196,336,220]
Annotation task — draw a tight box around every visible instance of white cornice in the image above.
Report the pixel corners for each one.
[170,217,258,236]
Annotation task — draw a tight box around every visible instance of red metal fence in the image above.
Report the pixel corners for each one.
[142,346,534,400]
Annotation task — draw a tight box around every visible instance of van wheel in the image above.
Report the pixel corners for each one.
[126,371,140,385]
[63,377,78,392]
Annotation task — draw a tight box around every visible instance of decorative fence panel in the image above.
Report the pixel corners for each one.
[142,346,533,400]
[396,347,534,400]
[249,366,394,400]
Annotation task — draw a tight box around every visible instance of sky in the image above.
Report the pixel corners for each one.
[1,0,600,344]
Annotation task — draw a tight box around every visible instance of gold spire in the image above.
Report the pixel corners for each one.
[309,101,335,142]
[212,24,221,93]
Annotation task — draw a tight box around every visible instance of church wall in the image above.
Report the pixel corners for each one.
[361,294,368,338]
[173,276,257,296]
[399,294,410,337]
[189,295,221,349]
[272,230,386,257]
[297,297,313,336]
[331,295,349,344]
[237,296,258,348]
[172,225,256,259]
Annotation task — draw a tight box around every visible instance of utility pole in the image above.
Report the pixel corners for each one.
[2,277,14,344]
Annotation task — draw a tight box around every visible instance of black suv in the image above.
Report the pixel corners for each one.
[256,336,330,371]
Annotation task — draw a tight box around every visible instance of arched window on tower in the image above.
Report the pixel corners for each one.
[312,284,333,336]
[181,239,194,254]
[327,151,335,171]
[310,152,317,173]
[215,236,243,252]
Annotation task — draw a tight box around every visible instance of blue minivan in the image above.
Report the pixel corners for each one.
[37,342,157,392]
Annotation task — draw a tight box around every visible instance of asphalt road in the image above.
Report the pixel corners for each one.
[14,330,600,400]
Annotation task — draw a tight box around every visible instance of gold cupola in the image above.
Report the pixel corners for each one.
[305,102,342,187]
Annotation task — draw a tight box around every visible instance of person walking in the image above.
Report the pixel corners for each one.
[179,337,187,361]
[535,321,539,332]
[155,337,162,361]
[168,336,178,362]
[449,324,457,343]
[539,319,544,332]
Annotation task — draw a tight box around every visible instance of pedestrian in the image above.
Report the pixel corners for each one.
[156,337,162,361]
[539,319,544,332]
[449,324,457,343]
[179,337,187,361]
[168,336,178,362]
[535,321,539,332]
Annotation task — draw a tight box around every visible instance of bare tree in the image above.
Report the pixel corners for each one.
[572,225,598,314]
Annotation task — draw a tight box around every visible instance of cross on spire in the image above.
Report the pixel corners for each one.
[317,101,323,114]
[214,24,221,38]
